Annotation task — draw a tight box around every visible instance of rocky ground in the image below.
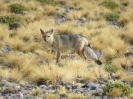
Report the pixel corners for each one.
[0,45,133,99]
[0,75,132,99]
[0,5,133,99]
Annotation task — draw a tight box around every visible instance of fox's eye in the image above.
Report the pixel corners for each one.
[47,36,50,37]
[43,36,46,38]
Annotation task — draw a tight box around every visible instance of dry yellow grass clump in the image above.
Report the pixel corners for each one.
[0,0,133,98]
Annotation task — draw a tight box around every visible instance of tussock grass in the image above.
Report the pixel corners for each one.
[34,49,54,61]
[2,52,21,68]
[58,86,66,95]
[6,38,25,51]
[24,0,40,10]
[0,24,9,42]
[0,1,11,15]
[29,60,104,85]
[0,68,9,79]
[118,12,131,26]
[45,93,59,99]
[112,57,133,69]
[67,11,81,20]
[83,66,108,82]
[124,74,133,84]
[0,1,133,98]
[66,93,87,99]
[115,71,125,80]
[2,52,38,68]
[55,22,78,34]
[63,60,88,78]
[29,64,61,85]
[106,88,122,97]
[10,54,38,82]
[43,5,56,16]
[119,23,133,44]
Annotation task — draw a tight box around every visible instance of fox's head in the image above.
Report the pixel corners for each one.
[40,28,54,45]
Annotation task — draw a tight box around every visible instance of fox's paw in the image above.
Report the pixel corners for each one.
[95,60,102,65]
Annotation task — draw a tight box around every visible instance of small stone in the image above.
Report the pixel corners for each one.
[103,95,108,99]
[75,88,84,93]
[17,52,24,56]
[2,45,12,53]
[64,83,72,90]
[82,82,98,88]
[9,22,21,30]
[90,86,97,90]
[39,85,48,89]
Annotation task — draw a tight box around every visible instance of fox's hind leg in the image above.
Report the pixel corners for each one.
[75,41,87,59]
[76,49,86,59]
[82,49,87,59]
[77,50,83,57]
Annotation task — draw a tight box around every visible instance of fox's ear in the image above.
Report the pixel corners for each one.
[40,28,45,35]
[49,29,54,34]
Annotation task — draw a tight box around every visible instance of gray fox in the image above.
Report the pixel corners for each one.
[40,28,102,65]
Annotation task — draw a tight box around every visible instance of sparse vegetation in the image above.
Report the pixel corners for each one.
[9,3,27,14]
[103,81,132,97]
[32,88,41,96]
[0,15,23,24]
[0,0,133,98]
[36,0,58,5]
[105,13,120,21]
[2,87,16,94]
[104,65,121,73]
[99,1,119,10]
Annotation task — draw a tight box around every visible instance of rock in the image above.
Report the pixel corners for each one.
[64,83,72,90]
[103,95,108,99]
[94,96,103,99]
[9,22,21,30]
[90,86,97,90]
[17,52,24,56]
[64,6,73,13]
[2,45,12,53]
[125,46,133,57]
[25,97,32,99]
[109,72,116,80]
[39,85,48,89]
[19,92,23,99]
[13,85,21,90]
[82,82,98,88]
[75,88,84,93]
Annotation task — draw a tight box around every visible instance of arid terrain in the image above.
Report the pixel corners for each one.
[0,0,133,99]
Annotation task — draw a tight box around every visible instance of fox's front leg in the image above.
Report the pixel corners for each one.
[56,50,61,63]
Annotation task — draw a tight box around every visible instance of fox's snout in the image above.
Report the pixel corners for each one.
[43,36,50,42]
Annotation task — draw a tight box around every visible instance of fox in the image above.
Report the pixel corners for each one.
[40,28,102,65]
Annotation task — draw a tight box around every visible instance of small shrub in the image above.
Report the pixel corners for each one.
[103,81,132,97]
[32,88,41,96]
[0,15,23,24]
[9,3,27,14]
[2,87,16,94]
[104,65,121,73]
[105,13,120,21]
[99,1,119,10]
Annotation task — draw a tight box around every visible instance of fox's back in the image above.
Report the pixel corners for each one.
[54,34,89,50]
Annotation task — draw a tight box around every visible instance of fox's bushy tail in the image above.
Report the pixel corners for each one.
[84,45,102,65]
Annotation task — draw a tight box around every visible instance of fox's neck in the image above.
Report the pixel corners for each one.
[49,34,57,48]
[49,35,56,47]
